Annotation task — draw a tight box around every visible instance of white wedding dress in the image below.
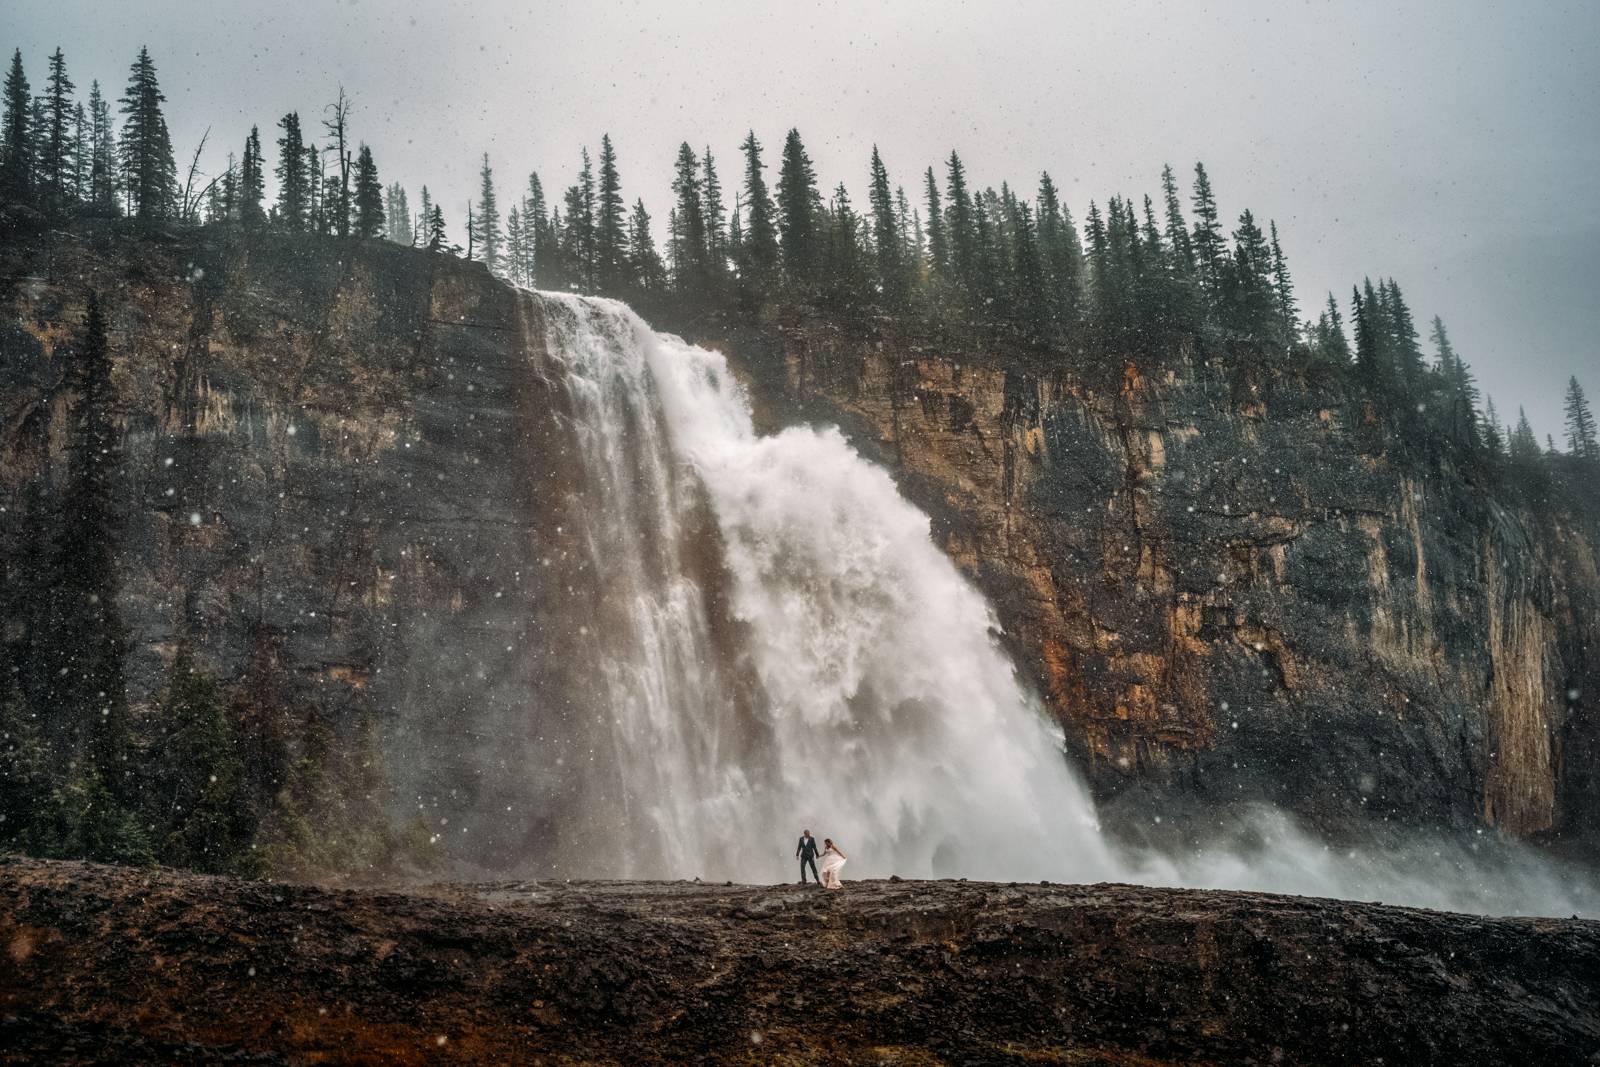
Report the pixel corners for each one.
[820,847,847,889]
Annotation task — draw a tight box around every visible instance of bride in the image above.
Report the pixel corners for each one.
[819,838,848,890]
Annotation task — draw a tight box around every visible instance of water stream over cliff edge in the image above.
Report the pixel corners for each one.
[515,291,1597,916]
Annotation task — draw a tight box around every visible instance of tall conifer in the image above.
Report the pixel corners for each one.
[42,48,76,215]
[116,47,176,219]
[595,135,627,292]
[86,81,116,214]
[0,49,31,203]
[474,153,501,272]
[776,129,820,285]
[738,131,779,297]
[274,112,308,230]
[352,144,383,238]
[1565,376,1599,460]
[239,126,265,226]
[1189,162,1224,311]
[867,146,907,306]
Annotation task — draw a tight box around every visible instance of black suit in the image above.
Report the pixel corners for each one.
[797,834,820,883]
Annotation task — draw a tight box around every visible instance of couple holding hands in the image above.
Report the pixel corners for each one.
[795,829,847,889]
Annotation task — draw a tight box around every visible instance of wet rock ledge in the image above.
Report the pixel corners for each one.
[0,855,1596,1065]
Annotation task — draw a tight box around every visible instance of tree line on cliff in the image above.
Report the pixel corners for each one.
[4,44,1597,479]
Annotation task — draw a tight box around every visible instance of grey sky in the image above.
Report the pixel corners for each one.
[11,0,1599,439]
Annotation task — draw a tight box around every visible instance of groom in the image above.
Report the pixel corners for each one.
[796,829,821,885]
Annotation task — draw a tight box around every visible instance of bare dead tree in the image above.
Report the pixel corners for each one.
[322,88,353,237]
[178,126,216,221]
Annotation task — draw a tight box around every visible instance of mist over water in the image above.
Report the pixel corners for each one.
[531,292,1596,918]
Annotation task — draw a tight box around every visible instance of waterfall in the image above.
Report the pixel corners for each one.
[533,292,1117,883]
[514,290,1599,916]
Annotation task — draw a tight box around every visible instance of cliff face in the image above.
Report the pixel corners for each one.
[0,229,587,864]
[774,325,1600,844]
[3,230,1596,858]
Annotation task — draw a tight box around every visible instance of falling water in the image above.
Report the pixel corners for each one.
[524,291,1600,915]
[535,292,1116,883]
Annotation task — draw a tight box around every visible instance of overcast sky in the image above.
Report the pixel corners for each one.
[11,0,1599,439]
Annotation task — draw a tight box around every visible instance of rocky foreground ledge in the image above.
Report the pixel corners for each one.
[0,856,1596,1065]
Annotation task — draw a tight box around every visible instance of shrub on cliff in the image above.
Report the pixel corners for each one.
[142,645,254,873]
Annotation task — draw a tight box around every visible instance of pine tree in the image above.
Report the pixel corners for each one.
[1481,396,1506,461]
[303,142,322,230]
[868,146,907,306]
[239,126,265,226]
[968,187,1005,322]
[595,135,627,292]
[895,185,916,266]
[383,182,412,245]
[425,202,446,251]
[670,141,708,296]
[203,152,233,223]
[1312,292,1349,363]
[352,144,383,238]
[1354,278,1396,392]
[944,151,976,293]
[1135,194,1172,337]
[526,172,550,286]
[558,184,586,284]
[738,131,779,299]
[701,145,727,281]
[474,153,501,273]
[628,197,667,297]
[575,148,596,289]
[822,181,871,313]
[1223,210,1276,350]
[1008,197,1047,341]
[1159,165,1195,270]
[504,206,526,285]
[42,294,136,809]
[922,166,947,278]
[776,129,821,285]
[69,101,87,203]
[1509,407,1543,467]
[116,47,177,220]
[274,112,308,230]
[41,48,76,216]
[418,185,433,245]
[1565,376,1599,461]
[1385,279,1426,392]
[0,49,31,203]
[1189,162,1225,312]
[728,190,744,276]
[1429,315,1479,450]
[1035,171,1083,341]
[86,81,116,214]
[145,645,250,872]
[1268,221,1297,346]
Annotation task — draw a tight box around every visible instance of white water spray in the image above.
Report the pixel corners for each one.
[539,292,1115,883]
[531,292,1599,916]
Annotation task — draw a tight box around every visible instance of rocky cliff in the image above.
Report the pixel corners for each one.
[759,319,1600,846]
[1,227,579,866]
[2,855,1596,1065]
[3,228,1596,862]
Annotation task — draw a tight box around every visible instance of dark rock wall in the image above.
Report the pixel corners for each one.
[3,231,1596,860]
[1,232,572,863]
[776,327,1599,844]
